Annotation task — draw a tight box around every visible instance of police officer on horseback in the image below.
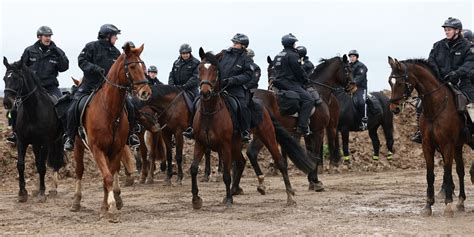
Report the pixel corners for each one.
[146,65,163,86]
[7,26,70,144]
[244,48,261,91]
[462,29,473,43]
[272,33,314,136]
[411,17,474,143]
[348,49,368,131]
[64,24,140,150]
[296,46,315,75]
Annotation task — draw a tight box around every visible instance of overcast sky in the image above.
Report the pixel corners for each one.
[1,0,473,92]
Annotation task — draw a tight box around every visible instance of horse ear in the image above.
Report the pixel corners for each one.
[136,44,144,55]
[3,56,10,69]
[342,54,348,63]
[394,58,402,70]
[387,56,395,67]
[71,77,80,86]
[267,56,272,64]
[199,47,205,60]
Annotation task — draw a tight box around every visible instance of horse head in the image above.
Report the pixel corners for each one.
[121,43,151,101]
[311,55,356,93]
[198,47,219,101]
[387,56,414,114]
[266,56,275,86]
[3,57,25,110]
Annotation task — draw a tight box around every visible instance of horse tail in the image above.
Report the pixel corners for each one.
[269,114,316,174]
[47,138,66,171]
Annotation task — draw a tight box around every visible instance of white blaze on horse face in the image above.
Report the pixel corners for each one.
[204,63,211,70]
[7,72,12,78]
[390,78,397,85]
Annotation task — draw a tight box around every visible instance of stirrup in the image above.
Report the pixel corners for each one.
[183,127,194,139]
[128,134,140,148]
[241,130,251,143]
[64,137,74,151]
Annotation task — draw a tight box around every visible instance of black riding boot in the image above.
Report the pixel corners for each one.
[126,97,140,148]
[183,97,199,139]
[411,100,422,144]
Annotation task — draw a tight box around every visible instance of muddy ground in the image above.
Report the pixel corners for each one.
[1,93,474,235]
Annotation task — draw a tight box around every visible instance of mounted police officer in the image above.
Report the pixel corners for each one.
[7,26,70,144]
[273,33,313,136]
[348,49,368,131]
[462,29,473,43]
[168,44,200,96]
[146,65,163,86]
[296,46,314,75]
[64,24,140,150]
[244,48,261,91]
[411,17,474,143]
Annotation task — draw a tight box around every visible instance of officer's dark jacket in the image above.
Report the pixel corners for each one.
[78,39,120,90]
[302,57,315,76]
[20,40,69,88]
[245,61,261,90]
[147,75,163,86]
[428,36,474,81]
[168,56,200,91]
[350,60,368,89]
[273,47,308,84]
[218,47,253,97]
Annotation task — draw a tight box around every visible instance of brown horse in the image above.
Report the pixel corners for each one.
[387,57,467,217]
[190,48,316,209]
[249,55,354,191]
[70,43,151,221]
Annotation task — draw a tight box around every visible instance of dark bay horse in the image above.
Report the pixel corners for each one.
[190,48,315,209]
[70,44,151,221]
[250,55,354,191]
[387,57,467,217]
[3,57,65,202]
[336,90,394,161]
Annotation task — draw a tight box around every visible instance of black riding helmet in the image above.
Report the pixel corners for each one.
[442,17,462,30]
[281,33,298,48]
[179,43,192,54]
[231,33,249,47]
[296,46,307,57]
[462,29,473,41]
[122,41,135,50]
[348,49,359,57]
[98,24,121,39]
[148,65,158,73]
[37,26,53,37]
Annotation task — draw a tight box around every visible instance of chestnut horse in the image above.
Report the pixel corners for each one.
[190,48,315,209]
[70,43,151,221]
[387,57,468,217]
[249,55,354,191]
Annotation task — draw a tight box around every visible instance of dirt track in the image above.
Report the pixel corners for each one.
[1,168,474,235]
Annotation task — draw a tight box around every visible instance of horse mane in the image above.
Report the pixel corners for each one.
[313,56,340,75]
[11,60,45,90]
[152,84,181,98]
[401,58,441,80]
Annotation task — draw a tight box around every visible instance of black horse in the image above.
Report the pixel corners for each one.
[3,57,65,202]
[336,90,394,161]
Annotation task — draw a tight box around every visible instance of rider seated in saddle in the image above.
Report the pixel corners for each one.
[63,24,140,151]
[348,49,369,131]
[184,35,254,143]
[7,26,69,144]
[297,46,315,75]
[272,33,320,136]
[411,17,474,143]
[146,65,164,86]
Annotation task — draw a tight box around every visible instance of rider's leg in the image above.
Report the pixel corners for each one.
[411,98,422,144]
[125,96,140,147]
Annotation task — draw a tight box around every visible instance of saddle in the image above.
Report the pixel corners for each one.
[274,89,316,117]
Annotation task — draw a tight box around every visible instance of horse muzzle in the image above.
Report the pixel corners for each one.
[3,97,14,110]
[201,90,212,101]
[137,87,151,101]
[389,103,401,114]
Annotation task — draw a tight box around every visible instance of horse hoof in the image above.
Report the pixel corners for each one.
[422,207,432,217]
[314,181,325,192]
[232,187,244,196]
[139,176,146,184]
[114,194,123,210]
[145,178,154,185]
[36,194,47,203]
[200,176,210,182]
[288,189,296,196]
[192,197,203,210]
[70,203,81,212]
[286,199,297,207]
[176,177,183,186]
[456,203,465,212]
[257,185,266,195]
[18,190,28,203]
[48,190,58,198]
[107,212,120,223]
[223,198,233,208]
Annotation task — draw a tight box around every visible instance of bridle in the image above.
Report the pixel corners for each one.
[4,69,38,106]
[103,56,149,92]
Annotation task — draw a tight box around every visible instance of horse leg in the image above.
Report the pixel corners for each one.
[175,133,184,185]
[91,149,116,221]
[121,147,135,187]
[246,138,266,195]
[36,145,48,202]
[110,152,123,211]
[16,141,28,202]
[327,114,341,166]
[71,140,85,212]
[422,141,436,216]
[231,148,246,196]
[163,133,173,186]
[190,143,205,209]
[454,146,466,211]
[470,160,474,185]
[138,141,148,184]
[368,126,381,161]
[306,134,325,192]
[341,128,351,163]
[441,146,455,217]
[220,148,233,208]
[201,149,211,182]
[382,120,395,160]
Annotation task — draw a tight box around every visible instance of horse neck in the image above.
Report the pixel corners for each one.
[99,61,127,116]
[200,94,223,116]
[312,61,341,98]
[152,88,181,110]
[19,73,43,109]
[411,64,452,116]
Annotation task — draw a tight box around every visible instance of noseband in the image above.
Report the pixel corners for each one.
[104,56,149,91]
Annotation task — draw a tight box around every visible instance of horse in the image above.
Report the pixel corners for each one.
[3,57,65,202]
[190,48,316,209]
[249,55,354,191]
[69,43,151,222]
[336,89,394,161]
[137,83,212,185]
[387,57,467,217]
